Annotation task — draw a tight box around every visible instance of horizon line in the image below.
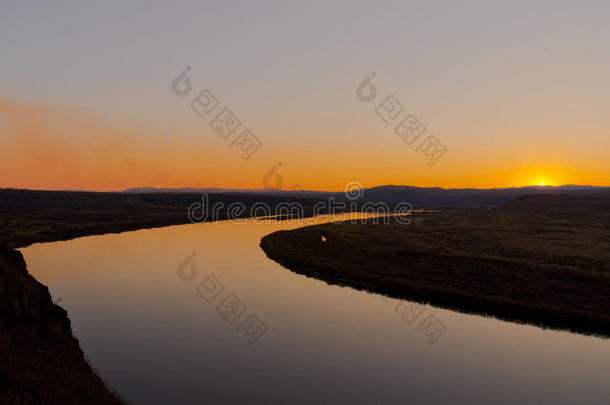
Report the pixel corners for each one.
[2,183,608,194]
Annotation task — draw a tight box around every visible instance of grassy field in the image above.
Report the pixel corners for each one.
[0,188,336,249]
[260,199,610,337]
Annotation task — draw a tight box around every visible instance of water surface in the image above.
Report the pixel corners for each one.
[21,215,610,404]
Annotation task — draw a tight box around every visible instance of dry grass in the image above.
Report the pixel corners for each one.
[261,210,610,337]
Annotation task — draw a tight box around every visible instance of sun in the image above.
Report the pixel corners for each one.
[532,176,554,187]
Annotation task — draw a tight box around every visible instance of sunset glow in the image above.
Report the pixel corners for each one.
[0,98,607,191]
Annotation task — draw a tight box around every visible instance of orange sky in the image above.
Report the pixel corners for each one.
[0,97,608,191]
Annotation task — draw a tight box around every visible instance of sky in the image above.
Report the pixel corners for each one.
[1,0,609,191]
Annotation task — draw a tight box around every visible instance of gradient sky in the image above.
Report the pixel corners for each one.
[1,0,609,191]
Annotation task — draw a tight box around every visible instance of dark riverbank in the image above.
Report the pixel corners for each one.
[260,198,610,337]
[0,188,344,249]
[0,248,125,404]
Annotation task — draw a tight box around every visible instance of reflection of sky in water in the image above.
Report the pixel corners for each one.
[21,215,610,405]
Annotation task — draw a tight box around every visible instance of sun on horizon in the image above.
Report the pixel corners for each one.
[531,176,555,187]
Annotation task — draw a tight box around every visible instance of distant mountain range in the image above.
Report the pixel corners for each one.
[122,187,331,195]
[122,185,609,209]
[1,185,608,211]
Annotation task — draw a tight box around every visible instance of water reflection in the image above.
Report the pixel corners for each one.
[21,214,610,405]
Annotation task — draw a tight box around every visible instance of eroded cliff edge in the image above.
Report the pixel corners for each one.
[0,248,124,404]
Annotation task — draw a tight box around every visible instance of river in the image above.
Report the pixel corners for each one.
[21,214,610,404]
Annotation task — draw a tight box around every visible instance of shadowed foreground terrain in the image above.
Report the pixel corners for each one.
[260,193,610,337]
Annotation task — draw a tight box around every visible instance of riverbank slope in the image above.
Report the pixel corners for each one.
[0,248,125,404]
